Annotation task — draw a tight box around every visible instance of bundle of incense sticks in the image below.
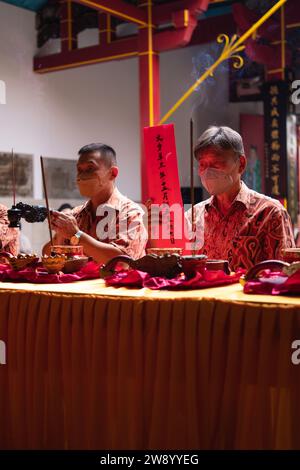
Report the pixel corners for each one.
[40,156,54,248]
[190,119,196,256]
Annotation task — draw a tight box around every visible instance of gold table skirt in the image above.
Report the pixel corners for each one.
[0,279,300,449]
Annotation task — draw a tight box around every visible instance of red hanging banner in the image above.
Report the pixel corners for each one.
[143,124,189,253]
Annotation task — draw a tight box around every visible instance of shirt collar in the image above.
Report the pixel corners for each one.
[98,187,124,210]
[234,181,251,208]
[79,187,123,215]
[205,181,251,212]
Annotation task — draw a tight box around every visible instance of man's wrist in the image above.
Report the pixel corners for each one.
[70,230,84,245]
[71,227,80,237]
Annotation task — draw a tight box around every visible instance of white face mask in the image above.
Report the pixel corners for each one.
[200,160,239,196]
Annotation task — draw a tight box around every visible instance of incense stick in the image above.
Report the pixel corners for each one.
[40,156,54,247]
[11,148,16,207]
[190,119,196,256]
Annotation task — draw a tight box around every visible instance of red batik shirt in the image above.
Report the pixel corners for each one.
[0,203,19,256]
[57,188,147,260]
[185,182,295,271]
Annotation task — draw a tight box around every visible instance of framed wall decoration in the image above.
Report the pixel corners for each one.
[42,157,81,199]
[0,151,33,197]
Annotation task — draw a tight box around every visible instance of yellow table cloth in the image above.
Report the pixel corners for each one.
[0,279,300,450]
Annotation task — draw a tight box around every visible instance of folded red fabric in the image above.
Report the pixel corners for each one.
[0,261,100,284]
[244,269,300,296]
[105,268,243,290]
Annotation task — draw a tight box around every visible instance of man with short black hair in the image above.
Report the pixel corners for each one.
[43,143,147,263]
[58,203,73,215]
[78,143,117,167]
[185,126,295,270]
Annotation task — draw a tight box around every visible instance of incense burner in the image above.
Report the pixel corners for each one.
[240,260,291,286]
[0,253,39,271]
[146,247,183,256]
[281,248,300,263]
[10,254,39,271]
[63,256,89,274]
[41,254,67,274]
[51,245,84,258]
[50,246,88,273]
[100,253,231,279]
[100,253,208,279]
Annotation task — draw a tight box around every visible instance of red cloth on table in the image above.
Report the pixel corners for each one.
[244,270,300,296]
[105,268,243,290]
[0,261,100,284]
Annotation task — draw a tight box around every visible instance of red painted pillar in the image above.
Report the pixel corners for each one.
[138,0,160,202]
[60,0,77,53]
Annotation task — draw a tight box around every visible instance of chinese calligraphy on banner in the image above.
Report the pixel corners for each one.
[143,124,188,251]
[286,114,298,223]
[263,81,288,200]
[263,80,298,222]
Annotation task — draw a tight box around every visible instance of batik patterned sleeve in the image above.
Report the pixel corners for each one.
[109,205,148,260]
[260,206,295,261]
